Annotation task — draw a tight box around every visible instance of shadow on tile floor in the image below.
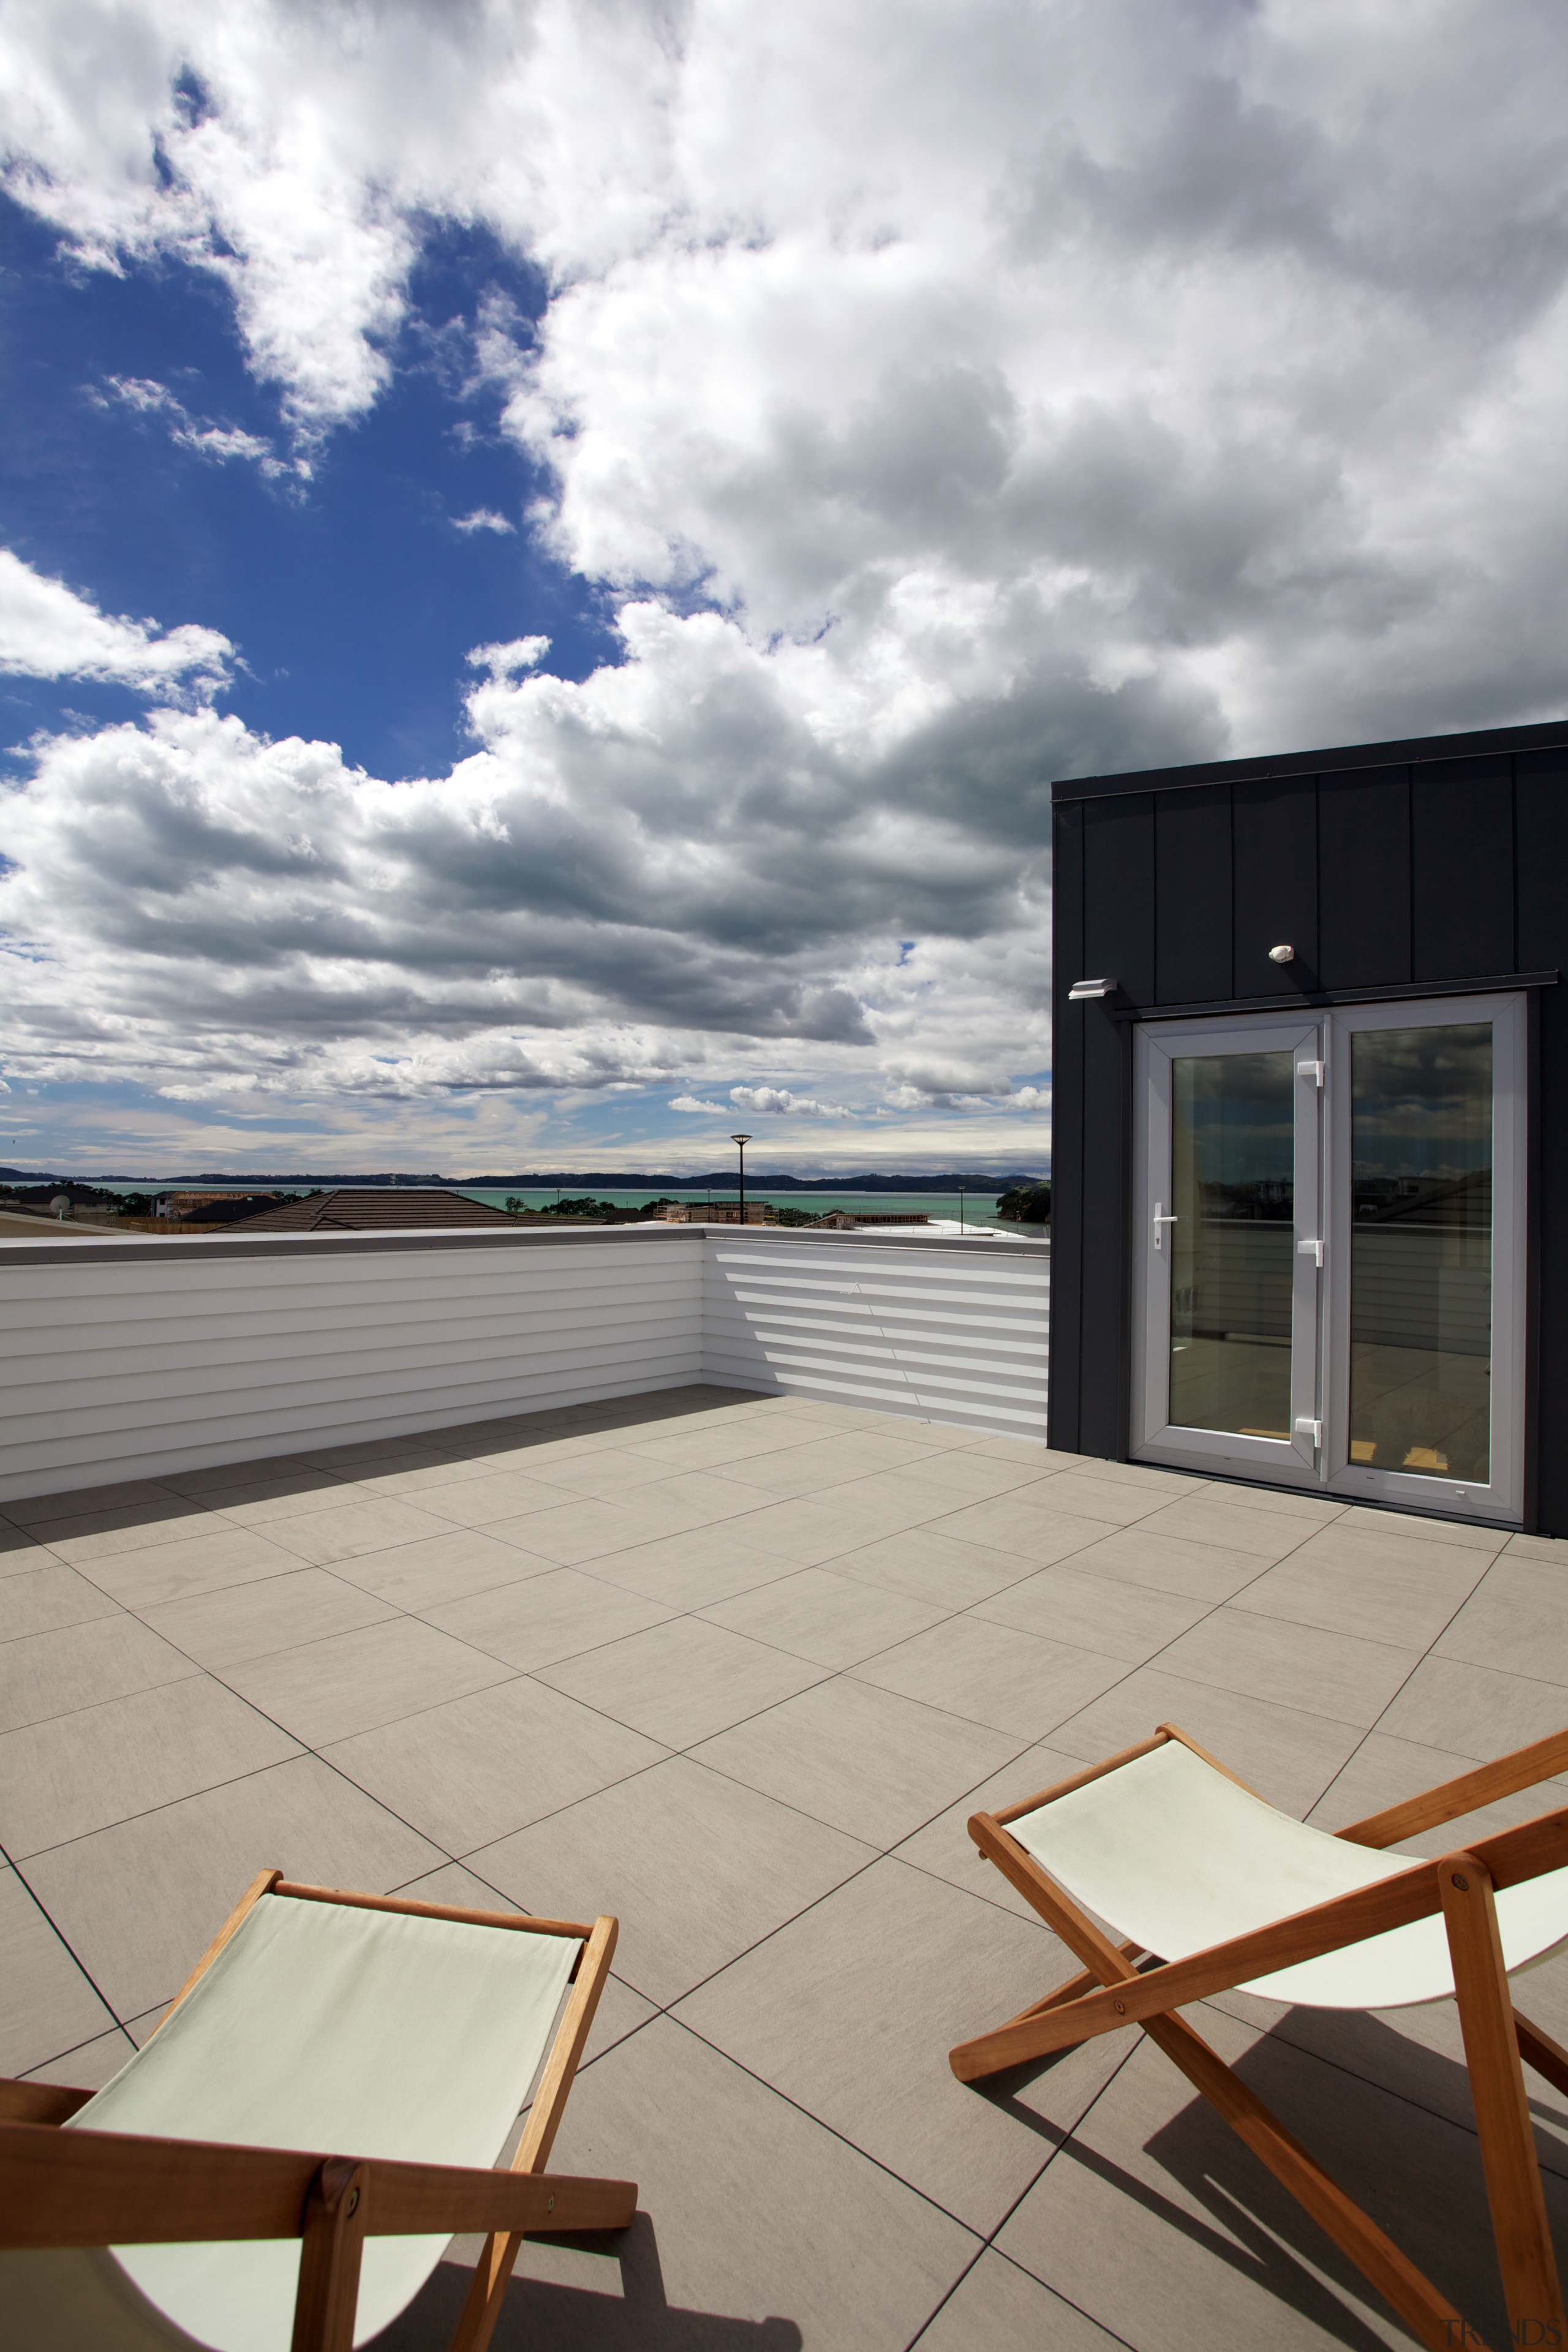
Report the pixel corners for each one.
[382,2217,802,2351]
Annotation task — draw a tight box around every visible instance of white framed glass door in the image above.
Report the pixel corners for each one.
[1133,1014,1324,1477]
[1133,992,1527,1525]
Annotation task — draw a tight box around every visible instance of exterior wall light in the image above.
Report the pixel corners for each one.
[1268,944,1296,963]
[1067,978,1117,1000]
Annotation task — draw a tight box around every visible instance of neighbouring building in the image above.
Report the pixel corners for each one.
[1048,717,1567,1536]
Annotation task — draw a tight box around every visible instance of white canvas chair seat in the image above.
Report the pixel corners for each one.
[1007,1737,1568,2010]
[949,1720,1568,2352]
[2,1882,620,2352]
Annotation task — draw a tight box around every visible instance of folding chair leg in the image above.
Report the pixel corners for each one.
[1144,2010,1472,2352]
[449,2227,524,2352]
[1442,1856,1567,2343]
[292,2160,368,2352]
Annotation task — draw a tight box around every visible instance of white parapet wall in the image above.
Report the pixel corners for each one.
[704,1230,1050,1433]
[0,1224,1049,1503]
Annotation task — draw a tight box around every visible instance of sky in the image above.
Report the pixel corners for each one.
[2,4,1567,1178]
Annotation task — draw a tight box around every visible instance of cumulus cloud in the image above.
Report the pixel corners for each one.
[729,1085,854,1120]
[0,549,235,701]
[4,2,1568,1157]
[669,1095,728,1114]
[453,509,516,537]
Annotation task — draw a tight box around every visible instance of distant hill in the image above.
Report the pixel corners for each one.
[19,1167,1047,1191]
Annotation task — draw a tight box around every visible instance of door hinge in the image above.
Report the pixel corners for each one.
[1297,1059,1325,1087]
[1297,1237,1324,1268]
[1294,1417,1324,1448]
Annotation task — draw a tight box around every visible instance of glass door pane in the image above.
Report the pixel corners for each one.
[1348,1023,1492,1483]
[1169,1050,1296,1439]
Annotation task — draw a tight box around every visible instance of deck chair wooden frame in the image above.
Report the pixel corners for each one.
[949,1722,1568,2352]
[0,1870,637,2352]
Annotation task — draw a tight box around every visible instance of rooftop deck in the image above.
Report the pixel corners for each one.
[4,1381,1566,2349]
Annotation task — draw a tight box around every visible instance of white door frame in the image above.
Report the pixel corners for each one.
[1131,992,1526,1525]
[1131,1011,1325,1482]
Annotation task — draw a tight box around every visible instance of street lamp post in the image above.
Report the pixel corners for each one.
[731,1133,752,1226]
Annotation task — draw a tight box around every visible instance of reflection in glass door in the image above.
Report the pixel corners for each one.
[1348,1024,1493,1483]
[1169,1051,1295,1441]
[1136,991,1526,1525]
[1133,1015,1322,1478]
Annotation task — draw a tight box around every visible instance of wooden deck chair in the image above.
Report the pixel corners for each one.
[0,1871,636,2352]
[949,1723,1568,2352]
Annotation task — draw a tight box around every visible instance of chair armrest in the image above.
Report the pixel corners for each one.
[0,2121,636,2248]
[1336,1728,1568,1848]
[0,2079,95,2124]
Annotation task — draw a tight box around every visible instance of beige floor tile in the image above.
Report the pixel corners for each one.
[699,1567,949,1669]
[620,1419,838,1473]
[1434,1555,1568,1681]
[1050,1668,1364,1816]
[919,1497,1123,1568]
[0,1561,122,1642]
[517,1445,726,1501]
[207,1471,374,1525]
[1375,1654,1568,1758]
[324,1677,666,1854]
[3,1479,186,1528]
[891,1739,1092,1921]
[64,1523,307,1610]
[23,1754,442,2018]
[997,2005,1549,2352]
[413,1468,583,1526]
[0,1675,300,1856]
[22,2022,137,2090]
[715,1490,935,1566]
[676,1856,1130,2233]
[0,1519,45,1564]
[475,1494,697,1567]
[989,1469,1170,1527]
[260,1494,470,1566]
[970,1563,1210,1664]
[221,1616,515,1746]
[1054,1523,1276,1604]
[139,1566,401,1669]
[1153,1607,1422,1727]
[1340,1503,1508,1553]
[156,1453,332,1497]
[0,1615,195,1735]
[472,1755,876,2007]
[1118,1492,1320,1562]
[26,1499,227,1565]
[490,2019,979,2352]
[1501,1532,1568,1565]
[0,1866,118,2074]
[422,1568,678,1673]
[537,1617,823,1749]
[1233,1523,1490,1651]
[333,1457,499,1500]
[717,1432,946,1502]
[1192,1479,1348,1524]
[584,1527,797,1611]
[325,1526,557,1613]
[852,1614,1128,1741]
[916,2251,1127,2350]
[875,1449,1069,1502]
[690,1676,1020,1846]
[831,1526,1039,1611]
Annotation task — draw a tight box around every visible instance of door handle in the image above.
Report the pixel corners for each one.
[1294,1417,1323,1447]
[1152,1202,1178,1251]
[1297,1238,1324,1268]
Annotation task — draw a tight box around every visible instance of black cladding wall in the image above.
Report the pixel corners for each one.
[1048,719,1568,1535]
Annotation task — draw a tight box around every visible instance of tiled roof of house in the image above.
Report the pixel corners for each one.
[222,1188,518,1232]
